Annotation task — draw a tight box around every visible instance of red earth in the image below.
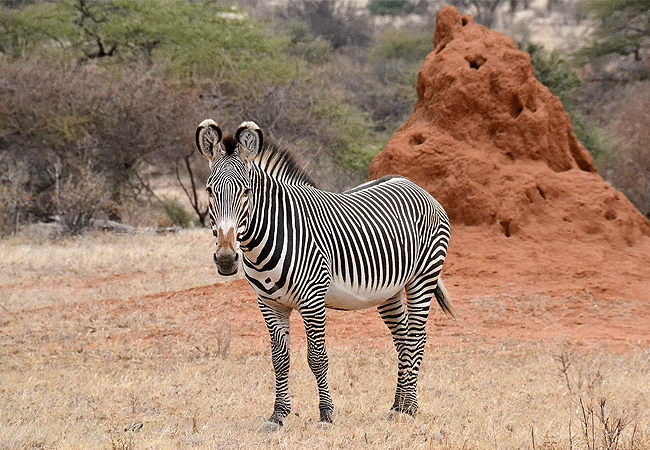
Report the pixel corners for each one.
[8,225,648,366]
[128,226,650,355]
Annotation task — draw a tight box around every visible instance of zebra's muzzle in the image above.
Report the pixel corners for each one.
[214,250,239,276]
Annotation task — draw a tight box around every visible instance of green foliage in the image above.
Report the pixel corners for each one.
[580,0,650,62]
[314,100,384,173]
[371,29,431,64]
[162,198,195,228]
[526,43,613,161]
[287,23,332,63]
[526,43,581,105]
[367,0,415,15]
[0,0,295,82]
[0,2,76,59]
[567,110,614,162]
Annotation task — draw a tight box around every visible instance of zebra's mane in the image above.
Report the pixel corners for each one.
[252,140,316,187]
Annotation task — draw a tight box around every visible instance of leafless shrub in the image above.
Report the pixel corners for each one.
[555,343,604,396]
[0,154,31,236]
[576,397,635,450]
[591,81,650,219]
[0,58,197,230]
[54,162,112,236]
[555,344,639,450]
[175,151,209,226]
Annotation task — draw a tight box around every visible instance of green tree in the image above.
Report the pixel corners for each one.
[581,0,650,66]
[0,0,295,81]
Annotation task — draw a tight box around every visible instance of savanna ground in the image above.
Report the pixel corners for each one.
[1,227,649,449]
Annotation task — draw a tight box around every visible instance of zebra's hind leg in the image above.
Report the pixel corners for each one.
[377,290,419,416]
[300,299,333,424]
[258,298,292,428]
[402,274,438,415]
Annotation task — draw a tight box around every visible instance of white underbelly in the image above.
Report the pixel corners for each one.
[323,278,401,311]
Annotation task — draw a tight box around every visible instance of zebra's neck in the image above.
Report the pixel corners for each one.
[240,143,314,261]
[239,171,288,259]
[252,142,315,187]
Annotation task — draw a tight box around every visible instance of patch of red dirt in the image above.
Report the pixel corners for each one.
[99,228,650,355]
[9,233,649,358]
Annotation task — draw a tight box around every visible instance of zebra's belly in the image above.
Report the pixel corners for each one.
[323,279,401,311]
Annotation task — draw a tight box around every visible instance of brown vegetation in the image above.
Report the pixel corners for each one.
[0,60,196,234]
[588,80,650,220]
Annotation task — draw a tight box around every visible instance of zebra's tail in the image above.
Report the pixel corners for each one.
[434,278,454,317]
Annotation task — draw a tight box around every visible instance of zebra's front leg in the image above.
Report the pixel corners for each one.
[300,300,333,424]
[258,298,292,428]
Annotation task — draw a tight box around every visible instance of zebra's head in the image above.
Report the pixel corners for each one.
[195,119,262,276]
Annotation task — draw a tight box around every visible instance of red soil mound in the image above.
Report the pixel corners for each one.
[369,6,650,249]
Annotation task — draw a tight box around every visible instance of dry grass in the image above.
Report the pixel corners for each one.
[0,228,231,310]
[1,231,649,449]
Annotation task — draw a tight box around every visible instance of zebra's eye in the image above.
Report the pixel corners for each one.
[206,186,214,196]
[242,187,252,197]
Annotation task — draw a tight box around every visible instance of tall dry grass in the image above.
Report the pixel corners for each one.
[2,339,648,449]
[1,231,649,449]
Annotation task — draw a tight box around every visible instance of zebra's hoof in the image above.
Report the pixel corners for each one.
[261,420,281,434]
[316,420,333,431]
[387,409,416,422]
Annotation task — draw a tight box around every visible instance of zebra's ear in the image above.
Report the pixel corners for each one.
[235,121,263,162]
[195,119,222,161]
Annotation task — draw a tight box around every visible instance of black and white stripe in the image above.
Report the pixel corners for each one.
[196,119,452,427]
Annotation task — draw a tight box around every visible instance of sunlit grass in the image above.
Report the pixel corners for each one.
[2,334,649,449]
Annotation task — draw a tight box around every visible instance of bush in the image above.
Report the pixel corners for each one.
[371,29,432,63]
[162,198,195,228]
[596,81,650,219]
[0,155,31,236]
[283,0,372,50]
[312,100,385,173]
[0,58,196,227]
[54,163,112,236]
[525,43,581,105]
[286,24,332,63]
[367,0,415,15]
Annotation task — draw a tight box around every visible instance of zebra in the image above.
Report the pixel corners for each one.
[195,119,453,429]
